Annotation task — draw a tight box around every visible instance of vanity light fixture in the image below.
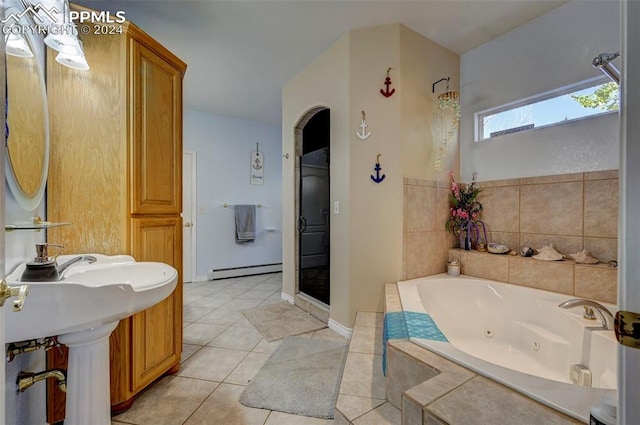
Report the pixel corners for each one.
[55,39,89,70]
[43,21,82,54]
[4,4,33,57]
[5,33,34,58]
[41,0,90,70]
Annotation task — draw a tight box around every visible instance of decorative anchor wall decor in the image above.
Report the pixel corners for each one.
[380,67,396,98]
[356,110,371,140]
[370,154,386,183]
[250,142,264,185]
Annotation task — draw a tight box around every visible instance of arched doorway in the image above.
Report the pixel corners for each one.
[295,108,330,306]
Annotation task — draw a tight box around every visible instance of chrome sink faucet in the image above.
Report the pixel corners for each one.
[558,298,615,330]
[20,244,97,282]
[57,255,98,277]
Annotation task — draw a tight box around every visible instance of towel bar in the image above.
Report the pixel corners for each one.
[223,203,263,208]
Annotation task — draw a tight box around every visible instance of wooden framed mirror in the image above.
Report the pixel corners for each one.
[5,3,49,211]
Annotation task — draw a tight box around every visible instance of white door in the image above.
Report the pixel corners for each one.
[183,151,197,283]
[1,27,6,423]
[619,1,640,422]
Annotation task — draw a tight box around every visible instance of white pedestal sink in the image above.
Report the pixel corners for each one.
[5,254,178,425]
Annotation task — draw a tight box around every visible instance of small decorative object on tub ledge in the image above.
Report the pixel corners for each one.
[447,260,461,276]
[487,243,509,254]
[532,244,564,261]
[520,246,535,257]
[568,249,600,264]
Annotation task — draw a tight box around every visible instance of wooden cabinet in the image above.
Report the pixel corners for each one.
[130,217,183,391]
[46,13,187,421]
[131,41,183,215]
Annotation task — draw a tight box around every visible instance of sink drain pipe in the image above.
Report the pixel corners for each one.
[17,369,67,393]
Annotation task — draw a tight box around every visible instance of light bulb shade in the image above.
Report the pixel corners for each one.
[55,50,90,70]
[44,22,81,54]
[6,33,34,58]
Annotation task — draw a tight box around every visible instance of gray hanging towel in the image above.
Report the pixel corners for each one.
[234,204,256,243]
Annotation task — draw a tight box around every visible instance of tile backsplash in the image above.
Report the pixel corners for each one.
[402,178,453,280]
[477,170,618,263]
[403,170,619,303]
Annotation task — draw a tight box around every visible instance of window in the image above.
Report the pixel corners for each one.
[475,77,619,141]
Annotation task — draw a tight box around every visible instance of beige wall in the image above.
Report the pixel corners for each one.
[347,25,403,321]
[398,25,460,281]
[399,26,459,181]
[283,24,460,329]
[282,34,350,325]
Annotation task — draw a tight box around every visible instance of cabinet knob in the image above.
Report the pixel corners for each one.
[184,222,193,228]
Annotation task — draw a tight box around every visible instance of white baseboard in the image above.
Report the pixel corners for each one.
[207,263,282,280]
[281,291,295,304]
[328,319,353,339]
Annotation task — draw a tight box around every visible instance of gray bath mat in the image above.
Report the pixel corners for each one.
[241,302,327,342]
[239,336,348,418]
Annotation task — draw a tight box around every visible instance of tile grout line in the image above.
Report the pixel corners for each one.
[179,380,222,425]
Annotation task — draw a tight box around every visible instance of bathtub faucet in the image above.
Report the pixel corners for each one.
[558,298,615,330]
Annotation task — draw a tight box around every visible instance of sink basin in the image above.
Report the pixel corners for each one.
[4,254,178,344]
[4,253,178,425]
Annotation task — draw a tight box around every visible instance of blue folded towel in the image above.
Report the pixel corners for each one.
[235,205,256,244]
[382,311,447,375]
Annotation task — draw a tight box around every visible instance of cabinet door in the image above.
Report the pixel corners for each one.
[131,39,183,215]
[130,217,183,391]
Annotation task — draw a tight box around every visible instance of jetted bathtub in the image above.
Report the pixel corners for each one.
[396,273,617,423]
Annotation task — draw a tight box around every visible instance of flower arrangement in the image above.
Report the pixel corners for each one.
[444,171,483,235]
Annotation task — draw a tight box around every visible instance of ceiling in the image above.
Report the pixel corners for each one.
[80,0,568,125]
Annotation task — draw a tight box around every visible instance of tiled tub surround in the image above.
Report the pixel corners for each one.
[476,170,619,266]
[383,283,594,425]
[381,171,619,424]
[448,249,617,304]
[403,170,618,283]
[403,178,455,280]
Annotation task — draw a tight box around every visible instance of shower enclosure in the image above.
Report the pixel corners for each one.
[298,109,330,305]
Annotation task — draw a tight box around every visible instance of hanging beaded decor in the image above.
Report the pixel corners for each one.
[432,77,460,171]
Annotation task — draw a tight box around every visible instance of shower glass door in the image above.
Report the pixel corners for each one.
[298,147,330,305]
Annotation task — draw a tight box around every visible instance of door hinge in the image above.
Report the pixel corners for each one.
[615,310,640,349]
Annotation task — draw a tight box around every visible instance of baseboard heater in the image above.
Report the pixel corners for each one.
[207,263,282,280]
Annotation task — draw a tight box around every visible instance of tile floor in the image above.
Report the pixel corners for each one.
[335,312,401,425]
[111,272,348,425]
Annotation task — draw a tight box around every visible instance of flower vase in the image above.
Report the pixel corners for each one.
[459,229,471,250]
